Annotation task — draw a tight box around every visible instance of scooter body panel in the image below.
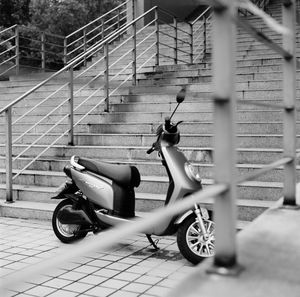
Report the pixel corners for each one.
[149,143,202,236]
[71,168,114,210]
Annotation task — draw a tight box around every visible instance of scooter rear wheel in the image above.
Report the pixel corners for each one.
[52,199,88,243]
[177,215,215,264]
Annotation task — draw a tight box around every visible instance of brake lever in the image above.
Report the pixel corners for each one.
[147,143,156,154]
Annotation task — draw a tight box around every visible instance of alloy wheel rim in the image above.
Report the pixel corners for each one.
[186,219,215,257]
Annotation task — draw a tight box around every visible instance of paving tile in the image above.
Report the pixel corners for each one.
[46,290,78,297]
[106,262,132,271]
[42,278,73,289]
[146,285,172,296]
[84,286,116,296]
[25,285,57,296]
[114,271,140,282]
[80,274,107,285]
[94,268,120,278]
[63,281,94,293]
[109,290,139,297]
[88,259,111,268]
[135,275,161,285]
[101,278,129,290]
[122,282,152,294]
[58,271,86,281]
[72,265,99,274]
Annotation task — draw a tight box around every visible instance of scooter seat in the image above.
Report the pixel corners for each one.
[77,157,141,188]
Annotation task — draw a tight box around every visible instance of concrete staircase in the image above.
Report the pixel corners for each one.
[0,1,299,225]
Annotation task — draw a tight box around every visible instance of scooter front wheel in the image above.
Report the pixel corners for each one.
[52,199,88,243]
[177,215,215,264]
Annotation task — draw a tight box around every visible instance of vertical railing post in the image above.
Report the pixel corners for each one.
[63,37,67,66]
[155,8,160,66]
[41,31,46,71]
[132,22,137,85]
[15,26,20,75]
[189,23,193,64]
[208,0,242,275]
[282,0,297,206]
[104,42,110,112]
[101,19,105,40]
[174,17,178,64]
[203,16,207,61]
[5,107,13,203]
[83,28,87,66]
[68,66,74,145]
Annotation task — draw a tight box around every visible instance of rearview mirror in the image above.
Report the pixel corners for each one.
[176,87,186,103]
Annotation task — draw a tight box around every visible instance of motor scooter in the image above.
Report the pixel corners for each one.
[51,87,215,264]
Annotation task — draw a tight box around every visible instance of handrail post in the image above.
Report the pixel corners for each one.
[41,31,46,72]
[189,23,193,64]
[203,15,207,61]
[15,26,20,75]
[174,17,178,64]
[282,0,297,206]
[63,37,67,66]
[83,28,87,66]
[104,42,110,112]
[101,19,105,40]
[208,0,242,275]
[155,8,160,66]
[5,107,13,203]
[68,66,74,145]
[132,22,137,85]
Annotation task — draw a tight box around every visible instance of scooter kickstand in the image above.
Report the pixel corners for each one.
[146,234,160,251]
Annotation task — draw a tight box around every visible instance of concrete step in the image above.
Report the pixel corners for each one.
[0,197,271,224]
[2,132,298,148]
[88,121,300,135]
[0,167,284,200]
[0,144,285,164]
[0,156,296,183]
[0,188,276,222]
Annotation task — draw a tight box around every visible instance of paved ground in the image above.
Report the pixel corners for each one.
[0,217,196,297]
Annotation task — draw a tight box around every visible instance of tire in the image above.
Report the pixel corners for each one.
[52,199,88,243]
[177,214,215,265]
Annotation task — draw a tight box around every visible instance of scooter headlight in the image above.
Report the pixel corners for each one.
[185,162,201,182]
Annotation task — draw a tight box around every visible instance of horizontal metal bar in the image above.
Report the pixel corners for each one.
[237,157,293,185]
[158,41,175,50]
[192,7,211,25]
[0,35,15,47]
[0,47,16,58]
[0,64,16,76]
[237,99,286,109]
[136,42,156,60]
[159,30,176,40]
[0,24,17,34]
